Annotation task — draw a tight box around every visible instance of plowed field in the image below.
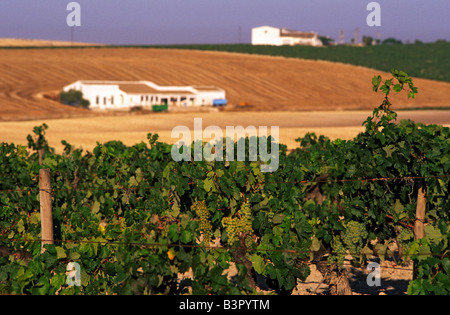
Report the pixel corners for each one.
[0,47,449,121]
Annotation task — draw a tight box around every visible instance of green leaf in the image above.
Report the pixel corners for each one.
[50,273,66,290]
[372,75,382,91]
[69,251,81,260]
[310,237,321,252]
[92,200,101,215]
[180,229,192,244]
[442,258,450,275]
[203,178,215,192]
[393,84,403,92]
[55,246,67,259]
[168,224,179,242]
[272,213,285,225]
[425,225,444,246]
[216,169,224,177]
[251,254,266,274]
[128,176,139,187]
[114,270,128,283]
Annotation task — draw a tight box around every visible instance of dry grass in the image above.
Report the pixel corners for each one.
[0,38,100,47]
[1,111,448,153]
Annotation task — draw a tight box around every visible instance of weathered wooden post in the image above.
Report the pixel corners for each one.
[39,168,54,251]
[38,149,45,165]
[414,179,426,240]
[413,178,426,280]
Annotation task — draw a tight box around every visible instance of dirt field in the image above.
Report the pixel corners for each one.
[1,110,449,153]
[0,47,449,122]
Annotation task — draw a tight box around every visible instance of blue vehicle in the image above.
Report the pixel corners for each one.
[212,99,227,107]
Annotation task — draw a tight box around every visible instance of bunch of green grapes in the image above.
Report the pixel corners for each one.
[328,236,347,266]
[342,220,368,256]
[222,201,253,246]
[267,209,275,223]
[396,226,413,245]
[192,201,213,245]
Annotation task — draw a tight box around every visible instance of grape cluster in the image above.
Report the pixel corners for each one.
[267,209,275,222]
[221,201,253,246]
[192,201,213,245]
[342,220,368,256]
[396,226,413,245]
[328,236,347,266]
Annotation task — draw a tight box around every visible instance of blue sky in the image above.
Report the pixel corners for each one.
[0,0,449,44]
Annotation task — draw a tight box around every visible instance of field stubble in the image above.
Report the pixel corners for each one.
[0,47,449,122]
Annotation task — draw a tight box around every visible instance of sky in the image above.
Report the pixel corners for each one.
[0,0,449,45]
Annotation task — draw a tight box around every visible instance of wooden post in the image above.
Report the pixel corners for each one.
[38,149,44,165]
[39,168,54,251]
[414,179,426,240]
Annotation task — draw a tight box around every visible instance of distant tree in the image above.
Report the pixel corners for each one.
[59,89,90,108]
[319,36,334,46]
[362,36,374,46]
[414,39,423,44]
[435,39,447,44]
[382,37,403,45]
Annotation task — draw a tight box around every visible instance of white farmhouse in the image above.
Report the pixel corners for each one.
[252,26,323,47]
[62,80,227,110]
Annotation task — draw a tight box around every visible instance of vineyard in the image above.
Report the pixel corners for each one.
[0,71,449,295]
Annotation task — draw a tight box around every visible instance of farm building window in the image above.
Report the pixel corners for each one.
[96,96,99,105]
[111,96,114,105]
[103,97,107,105]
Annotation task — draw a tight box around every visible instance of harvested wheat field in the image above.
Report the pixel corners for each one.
[0,38,100,47]
[1,110,449,153]
[0,47,450,122]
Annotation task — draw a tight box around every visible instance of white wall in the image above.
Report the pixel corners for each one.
[252,26,283,46]
[252,26,323,47]
[64,81,127,109]
[195,90,226,106]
